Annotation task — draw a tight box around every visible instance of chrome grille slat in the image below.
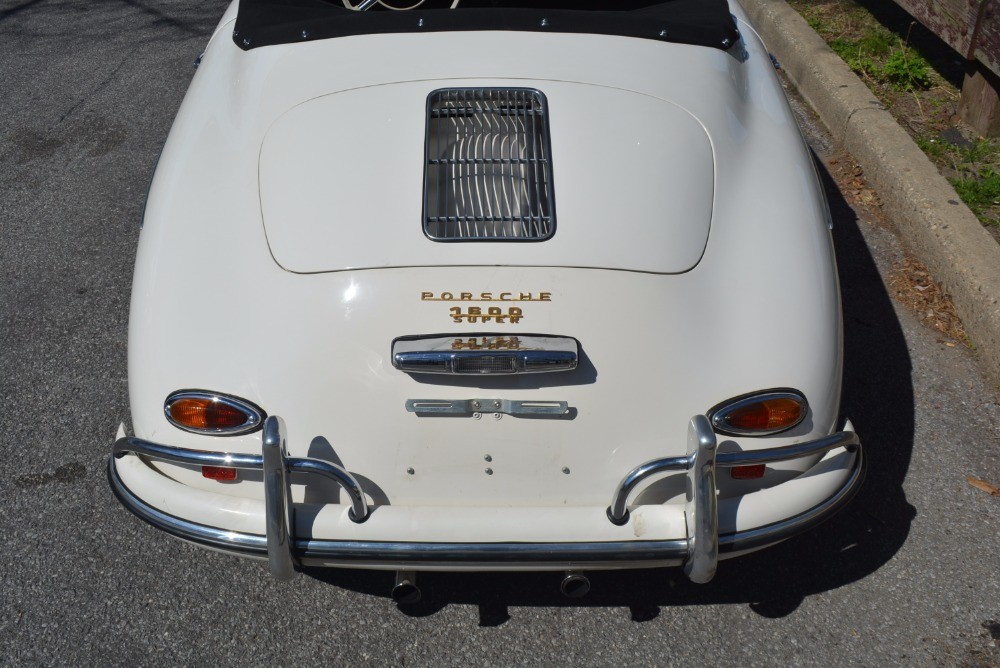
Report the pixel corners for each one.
[424,88,555,241]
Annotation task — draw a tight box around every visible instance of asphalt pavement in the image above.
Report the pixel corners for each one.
[1,1,998,665]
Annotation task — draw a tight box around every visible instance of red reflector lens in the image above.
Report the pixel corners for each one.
[731,464,766,480]
[724,398,803,432]
[168,397,251,431]
[202,466,237,482]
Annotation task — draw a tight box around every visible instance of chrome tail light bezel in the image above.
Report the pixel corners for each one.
[163,390,266,436]
[707,388,808,437]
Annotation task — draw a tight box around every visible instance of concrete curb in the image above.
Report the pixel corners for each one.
[740,0,1000,386]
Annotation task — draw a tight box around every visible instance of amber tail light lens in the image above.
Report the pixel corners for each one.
[164,391,265,435]
[709,390,807,436]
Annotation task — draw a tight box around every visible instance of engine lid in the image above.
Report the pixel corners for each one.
[259,80,714,274]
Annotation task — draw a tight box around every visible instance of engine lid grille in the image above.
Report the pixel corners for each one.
[424,88,555,242]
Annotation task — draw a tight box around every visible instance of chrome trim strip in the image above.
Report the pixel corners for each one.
[113,433,370,523]
[112,438,264,468]
[394,350,578,375]
[262,416,296,580]
[684,416,718,584]
[406,398,569,416]
[295,538,689,564]
[392,334,579,375]
[107,448,863,568]
[715,431,859,467]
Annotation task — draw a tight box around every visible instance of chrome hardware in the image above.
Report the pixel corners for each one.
[109,442,863,573]
[405,398,568,416]
[113,418,371,524]
[608,453,691,526]
[262,416,296,580]
[392,571,421,605]
[559,571,590,598]
[424,88,555,241]
[393,335,578,375]
[608,421,859,525]
[607,416,862,582]
[108,417,862,582]
[707,388,808,437]
[684,416,717,584]
[163,390,265,436]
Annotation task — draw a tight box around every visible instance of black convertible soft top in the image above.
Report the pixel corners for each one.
[233,0,739,51]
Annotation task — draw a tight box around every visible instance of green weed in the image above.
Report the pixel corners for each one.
[856,28,893,57]
[830,38,879,78]
[915,136,947,159]
[882,48,932,91]
[950,168,1000,225]
[959,139,1000,166]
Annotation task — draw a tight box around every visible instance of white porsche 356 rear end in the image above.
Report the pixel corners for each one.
[110,0,863,598]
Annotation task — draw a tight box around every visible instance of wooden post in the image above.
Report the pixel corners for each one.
[960,61,1000,137]
[892,0,1000,136]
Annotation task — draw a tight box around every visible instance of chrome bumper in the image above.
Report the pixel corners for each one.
[109,416,862,583]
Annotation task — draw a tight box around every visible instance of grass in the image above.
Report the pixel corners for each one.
[806,13,930,92]
[881,48,932,91]
[950,169,1000,225]
[787,0,999,235]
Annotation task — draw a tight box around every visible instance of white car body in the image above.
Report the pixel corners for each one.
[110,0,863,591]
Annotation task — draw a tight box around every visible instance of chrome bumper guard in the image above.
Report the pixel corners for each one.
[110,415,862,583]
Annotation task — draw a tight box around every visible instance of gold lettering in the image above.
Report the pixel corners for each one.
[421,292,433,300]
[460,292,473,301]
[499,292,512,301]
[441,292,454,301]
[539,292,552,301]
[480,292,493,300]
[519,292,532,301]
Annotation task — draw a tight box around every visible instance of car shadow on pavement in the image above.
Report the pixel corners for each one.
[304,160,917,621]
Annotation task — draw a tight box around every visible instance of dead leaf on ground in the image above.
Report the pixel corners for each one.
[966,475,1000,497]
[888,256,967,344]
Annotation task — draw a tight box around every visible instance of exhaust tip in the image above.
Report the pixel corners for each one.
[559,571,590,598]
[392,571,422,605]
